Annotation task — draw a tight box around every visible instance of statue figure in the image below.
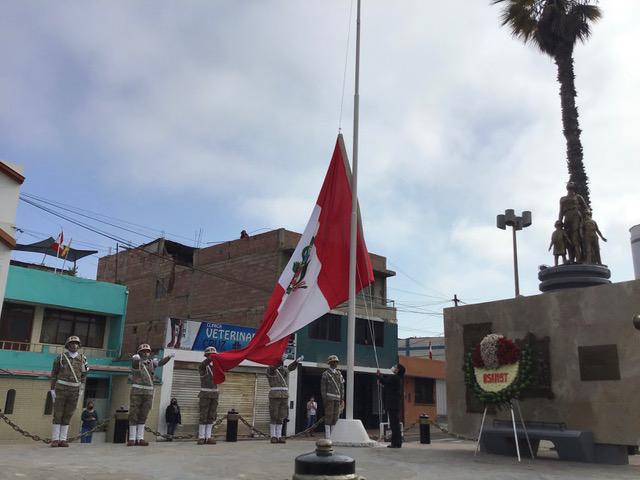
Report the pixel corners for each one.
[558,182,588,263]
[548,220,570,266]
[582,209,607,265]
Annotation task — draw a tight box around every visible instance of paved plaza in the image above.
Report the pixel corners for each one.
[1,436,639,480]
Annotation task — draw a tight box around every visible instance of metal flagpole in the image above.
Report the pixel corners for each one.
[346,0,361,421]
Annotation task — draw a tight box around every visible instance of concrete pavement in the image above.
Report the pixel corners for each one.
[0,437,638,480]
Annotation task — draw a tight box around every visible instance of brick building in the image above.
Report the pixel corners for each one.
[97,229,398,435]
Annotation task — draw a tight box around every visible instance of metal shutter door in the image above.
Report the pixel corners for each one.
[253,374,271,435]
[436,379,447,416]
[218,371,256,436]
[171,368,201,434]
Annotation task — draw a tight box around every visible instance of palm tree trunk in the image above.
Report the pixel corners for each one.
[554,49,591,208]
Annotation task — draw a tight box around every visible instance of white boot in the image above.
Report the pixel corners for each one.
[198,424,206,439]
[205,424,213,439]
[270,424,277,442]
[275,424,283,439]
[137,424,147,444]
[51,424,61,445]
[325,425,331,439]
[60,425,69,441]
[128,423,137,442]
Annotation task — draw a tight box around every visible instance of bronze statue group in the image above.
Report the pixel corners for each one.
[550,181,607,266]
[49,337,347,447]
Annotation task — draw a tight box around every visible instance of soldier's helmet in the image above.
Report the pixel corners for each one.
[204,346,217,355]
[65,336,81,347]
[137,344,152,353]
[327,355,339,364]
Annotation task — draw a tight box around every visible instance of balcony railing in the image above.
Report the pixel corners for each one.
[0,341,119,358]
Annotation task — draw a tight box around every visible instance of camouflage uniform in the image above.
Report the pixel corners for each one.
[51,352,87,425]
[129,357,158,425]
[199,358,219,423]
[321,368,344,426]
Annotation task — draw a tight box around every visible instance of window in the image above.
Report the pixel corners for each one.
[308,314,341,342]
[84,378,109,402]
[40,309,106,348]
[355,318,384,347]
[3,389,16,414]
[415,378,435,405]
[44,391,53,415]
[0,302,35,350]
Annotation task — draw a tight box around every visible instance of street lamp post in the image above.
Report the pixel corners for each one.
[497,209,532,297]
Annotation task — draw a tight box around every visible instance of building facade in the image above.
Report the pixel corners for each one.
[97,229,398,435]
[398,336,446,360]
[399,355,447,425]
[0,161,24,317]
[0,264,134,443]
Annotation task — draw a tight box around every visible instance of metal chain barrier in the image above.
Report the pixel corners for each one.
[237,414,270,438]
[286,416,325,439]
[430,419,477,442]
[144,417,225,440]
[0,411,110,444]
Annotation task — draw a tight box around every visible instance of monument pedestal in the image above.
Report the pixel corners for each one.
[538,264,611,292]
[330,419,377,447]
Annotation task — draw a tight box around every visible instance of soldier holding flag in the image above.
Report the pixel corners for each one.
[266,354,303,443]
[197,346,219,445]
[127,344,174,446]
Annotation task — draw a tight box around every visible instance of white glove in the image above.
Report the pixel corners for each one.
[169,353,176,358]
[296,355,304,362]
[132,354,141,361]
[50,389,56,402]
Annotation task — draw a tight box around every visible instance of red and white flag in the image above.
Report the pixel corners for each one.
[50,231,64,255]
[428,341,433,360]
[211,135,374,383]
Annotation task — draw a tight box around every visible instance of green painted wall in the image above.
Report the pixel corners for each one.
[1,266,128,374]
[5,266,127,316]
[296,316,397,368]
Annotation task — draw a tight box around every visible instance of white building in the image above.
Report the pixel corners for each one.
[0,161,24,317]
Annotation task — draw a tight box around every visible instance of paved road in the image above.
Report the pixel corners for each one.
[0,438,638,480]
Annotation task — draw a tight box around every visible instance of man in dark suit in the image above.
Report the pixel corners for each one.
[377,363,405,448]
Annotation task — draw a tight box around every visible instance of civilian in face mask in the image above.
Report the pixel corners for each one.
[81,401,98,444]
[377,363,406,448]
[165,398,182,441]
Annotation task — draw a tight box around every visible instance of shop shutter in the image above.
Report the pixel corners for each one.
[218,371,257,436]
[171,368,201,434]
[253,374,271,435]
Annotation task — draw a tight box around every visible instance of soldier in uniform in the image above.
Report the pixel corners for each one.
[558,181,588,263]
[266,354,303,444]
[197,346,219,445]
[50,335,88,447]
[321,355,344,440]
[128,344,174,446]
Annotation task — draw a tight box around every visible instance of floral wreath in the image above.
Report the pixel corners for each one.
[464,334,532,406]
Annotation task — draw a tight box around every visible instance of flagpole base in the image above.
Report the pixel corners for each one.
[329,419,377,447]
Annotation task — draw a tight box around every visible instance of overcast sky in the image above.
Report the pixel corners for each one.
[2,1,638,338]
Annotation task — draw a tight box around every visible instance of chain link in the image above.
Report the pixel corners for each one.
[430,420,477,442]
[0,411,110,444]
[144,417,224,440]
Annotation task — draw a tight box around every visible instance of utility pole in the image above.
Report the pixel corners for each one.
[453,294,460,307]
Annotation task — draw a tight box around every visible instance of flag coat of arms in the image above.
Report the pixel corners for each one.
[211,135,374,383]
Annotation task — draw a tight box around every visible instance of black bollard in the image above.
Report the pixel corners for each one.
[293,439,364,480]
[419,414,431,444]
[226,409,239,442]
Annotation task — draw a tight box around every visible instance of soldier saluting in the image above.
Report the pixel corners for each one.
[321,355,344,440]
[197,346,219,445]
[127,344,174,446]
[266,354,303,444]
[50,335,88,447]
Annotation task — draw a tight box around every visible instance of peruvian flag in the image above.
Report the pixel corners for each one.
[50,231,64,255]
[211,135,374,383]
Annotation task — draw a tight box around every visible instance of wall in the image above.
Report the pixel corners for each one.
[0,377,83,443]
[0,161,23,317]
[296,315,397,369]
[444,279,640,446]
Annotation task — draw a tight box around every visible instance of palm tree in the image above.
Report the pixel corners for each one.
[493,0,601,208]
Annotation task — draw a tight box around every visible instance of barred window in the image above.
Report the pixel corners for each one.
[308,314,341,342]
[40,308,106,348]
[415,378,435,405]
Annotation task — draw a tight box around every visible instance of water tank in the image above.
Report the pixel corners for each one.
[631,224,640,280]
